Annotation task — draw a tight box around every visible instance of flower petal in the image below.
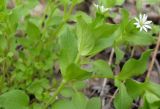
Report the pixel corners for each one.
[134,17,139,22]
[134,23,141,28]
[134,22,138,25]
[142,14,147,22]
[140,27,143,31]
[144,25,151,29]
[139,14,142,20]
[144,21,152,25]
[143,26,148,32]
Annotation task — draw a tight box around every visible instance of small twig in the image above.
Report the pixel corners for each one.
[100,48,114,108]
[107,80,125,108]
[154,59,160,83]
[131,46,135,57]
[155,59,160,76]
[146,33,160,81]
[108,88,119,105]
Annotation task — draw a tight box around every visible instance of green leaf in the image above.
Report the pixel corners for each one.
[59,27,78,74]
[115,47,124,64]
[91,60,113,78]
[0,0,5,11]
[140,97,150,109]
[125,79,146,99]
[53,93,100,109]
[60,87,74,97]
[140,91,160,109]
[120,9,129,30]
[24,0,39,8]
[125,32,155,46]
[8,5,31,31]
[76,16,95,56]
[146,0,160,4]
[72,92,88,109]
[7,52,14,58]
[64,63,92,81]
[0,90,29,109]
[0,12,7,22]
[88,24,118,56]
[146,81,160,98]
[114,83,133,109]
[117,50,151,80]
[101,0,116,7]
[145,91,160,104]
[116,0,125,5]
[0,34,7,51]
[73,81,87,90]
[86,97,101,109]
[26,20,41,41]
[72,11,92,23]
[124,19,154,46]
[101,0,125,7]
[72,0,84,4]
[27,79,49,100]
[52,99,74,109]
[32,103,43,109]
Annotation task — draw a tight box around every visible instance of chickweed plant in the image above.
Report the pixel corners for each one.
[0,0,160,109]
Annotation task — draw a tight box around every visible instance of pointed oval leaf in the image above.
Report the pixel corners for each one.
[91,60,113,78]
[0,90,29,109]
[117,50,151,80]
[59,27,78,74]
[114,83,133,109]
[64,63,92,81]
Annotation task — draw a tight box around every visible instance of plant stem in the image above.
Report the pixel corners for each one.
[2,58,6,80]
[44,80,67,109]
[53,2,75,37]
[44,2,75,44]
[75,53,80,64]
[108,88,119,104]
[145,33,160,81]
[34,0,57,48]
[108,81,125,107]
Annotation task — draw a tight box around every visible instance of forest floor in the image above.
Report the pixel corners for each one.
[7,0,160,108]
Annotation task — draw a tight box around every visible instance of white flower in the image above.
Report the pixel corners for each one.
[134,14,152,32]
[93,4,109,13]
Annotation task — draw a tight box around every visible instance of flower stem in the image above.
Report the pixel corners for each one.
[44,80,67,109]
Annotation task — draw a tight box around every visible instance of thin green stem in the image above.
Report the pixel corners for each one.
[75,53,80,64]
[44,2,76,46]
[44,80,67,109]
[52,2,75,38]
[2,58,6,80]
[34,0,59,49]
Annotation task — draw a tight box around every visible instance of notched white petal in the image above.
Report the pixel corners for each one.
[144,21,152,25]
[142,14,147,22]
[139,14,142,20]
[142,26,148,32]
[144,25,151,29]
[134,14,152,32]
